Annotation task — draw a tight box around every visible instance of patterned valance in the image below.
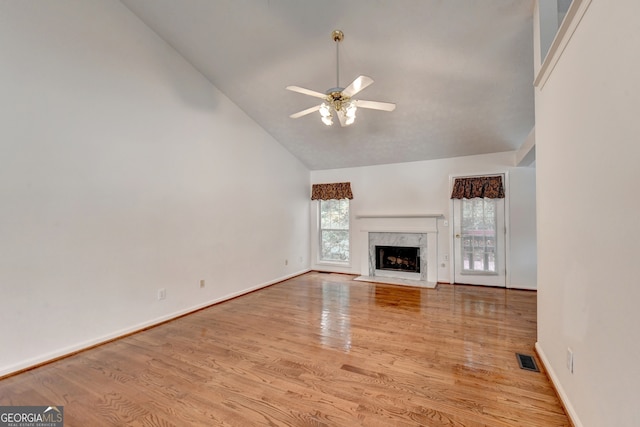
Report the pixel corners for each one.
[311,182,353,200]
[450,176,504,199]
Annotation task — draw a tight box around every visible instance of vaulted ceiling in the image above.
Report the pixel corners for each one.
[121,0,537,170]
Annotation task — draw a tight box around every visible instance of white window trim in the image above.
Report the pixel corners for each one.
[318,199,351,264]
[310,200,352,268]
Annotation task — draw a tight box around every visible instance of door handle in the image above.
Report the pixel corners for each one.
[455,234,461,238]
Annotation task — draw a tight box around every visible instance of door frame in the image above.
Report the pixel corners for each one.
[448,171,511,288]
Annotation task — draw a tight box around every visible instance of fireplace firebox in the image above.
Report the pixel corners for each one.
[375,246,421,273]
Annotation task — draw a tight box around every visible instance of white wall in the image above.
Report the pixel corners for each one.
[535,0,640,425]
[310,151,537,288]
[509,166,537,289]
[0,0,309,376]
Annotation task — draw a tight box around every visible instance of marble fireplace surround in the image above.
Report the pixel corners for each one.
[354,214,440,288]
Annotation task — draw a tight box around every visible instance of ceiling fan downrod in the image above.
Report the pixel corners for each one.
[332,30,344,89]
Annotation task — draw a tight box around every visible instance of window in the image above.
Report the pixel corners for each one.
[319,199,350,262]
[461,198,497,273]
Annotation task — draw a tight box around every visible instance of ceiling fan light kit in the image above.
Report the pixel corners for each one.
[287,30,396,127]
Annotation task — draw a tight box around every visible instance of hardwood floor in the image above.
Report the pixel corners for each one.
[0,272,569,426]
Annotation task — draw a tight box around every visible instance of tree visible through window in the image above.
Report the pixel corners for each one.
[319,199,349,262]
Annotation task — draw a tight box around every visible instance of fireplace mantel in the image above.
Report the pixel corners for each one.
[355,213,443,219]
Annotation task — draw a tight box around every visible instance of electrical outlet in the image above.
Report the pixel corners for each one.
[443,220,449,227]
[566,348,574,373]
[157,288,166,300]
[200,279,205,288]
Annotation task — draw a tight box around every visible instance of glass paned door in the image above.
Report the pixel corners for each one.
[462,198,497,273]
[453,196,505,287]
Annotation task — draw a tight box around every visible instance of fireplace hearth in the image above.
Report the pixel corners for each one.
[375,246,421,273]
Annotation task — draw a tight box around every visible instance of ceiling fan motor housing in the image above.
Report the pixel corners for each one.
[327,91,349,111]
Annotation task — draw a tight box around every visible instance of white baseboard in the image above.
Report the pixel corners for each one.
[535,342,583,427]
[0,269,310,378]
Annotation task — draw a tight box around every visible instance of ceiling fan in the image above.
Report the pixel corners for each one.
[286,30,396,127]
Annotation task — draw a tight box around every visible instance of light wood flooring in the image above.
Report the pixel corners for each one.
[0,272,570,426]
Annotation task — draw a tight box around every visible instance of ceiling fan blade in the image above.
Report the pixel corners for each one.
[286,86,327,99]
[290,104,322,119]
[355,99,397,112]
[342,75,374,98]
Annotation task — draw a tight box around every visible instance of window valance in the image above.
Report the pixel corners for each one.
[450,176,504,199]
[311,182,353,200]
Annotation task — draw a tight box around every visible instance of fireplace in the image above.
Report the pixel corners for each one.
[354,214,440,288]
[368,232,427,281]
[375,246,421,273]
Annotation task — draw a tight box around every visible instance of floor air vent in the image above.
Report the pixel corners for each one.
[516,353,540,372]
